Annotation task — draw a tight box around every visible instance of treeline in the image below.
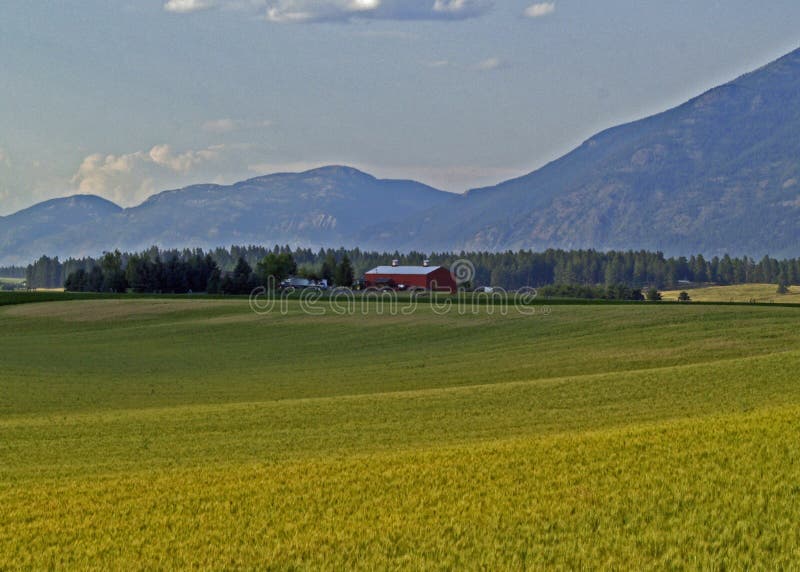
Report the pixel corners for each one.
[540,284,648,301]
[0,266,26,279]
[21,246,800,292]
[460,250,800,290]
[63,250,220,294]
[57,248,355,295]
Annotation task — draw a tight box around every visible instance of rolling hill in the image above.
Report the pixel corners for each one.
[4,296,800,567]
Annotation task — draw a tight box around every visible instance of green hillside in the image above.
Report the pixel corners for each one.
[2,297,800,568]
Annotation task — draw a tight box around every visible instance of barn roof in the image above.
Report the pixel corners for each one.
[365,266,444,276]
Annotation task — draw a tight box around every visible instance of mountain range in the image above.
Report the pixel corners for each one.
[2,47,800,266]
[0,167,451,266]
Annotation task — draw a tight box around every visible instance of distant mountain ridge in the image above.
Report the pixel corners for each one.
[396,47,800,256]
[0,195,123,266]
[0,166,454,266]
[3,47,800,266]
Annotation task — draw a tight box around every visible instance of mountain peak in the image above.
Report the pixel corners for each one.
[301,165,374,179]
[13,194,122,216]
[401,46,800,257]
[0,166,450,266]
[240,164,376,187]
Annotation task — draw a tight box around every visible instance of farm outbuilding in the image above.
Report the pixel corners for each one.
[364,263,457,293]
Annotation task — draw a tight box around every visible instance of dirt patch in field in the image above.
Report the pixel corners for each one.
[2,299,245,322]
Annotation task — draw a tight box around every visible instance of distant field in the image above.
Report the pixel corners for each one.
[661,283,800,303]
[0,277,24,287]
[0,291,167,307]
[2,297,800,567]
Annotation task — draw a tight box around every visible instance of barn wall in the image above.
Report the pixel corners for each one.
[364,268,457,293]
[364,274,428,289]
[427,268,457,293]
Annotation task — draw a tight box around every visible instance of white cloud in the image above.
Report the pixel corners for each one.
[424,59,451,68]
[424,57,506,71]
[71,144,224,206]
[266,0,380,23]
[148,144,222,173]
[474,57,504,71]
[433,0,472,15]
[354,29,417,39]
[524,2,555,18]
[350,0,380,10]
[72,152,154,205]
[202,118,240,134]
[164,0,216,13]
[202,118,272,133]
[164,0,491,21]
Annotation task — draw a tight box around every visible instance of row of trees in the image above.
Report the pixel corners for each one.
[64,250,221,294]
[538,284,654,301]
[461,250,800,291]
[19,245,800,292]
[59,249,357,294]
[0,265,25,278]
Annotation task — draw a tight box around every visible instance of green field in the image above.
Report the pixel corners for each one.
[661,283,800,303]
[0,277,24,289]
[2,296,800,568]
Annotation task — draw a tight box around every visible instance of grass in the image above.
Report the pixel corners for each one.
[0,277,24,291]
[2,297,800,568]
[661,283,800,303]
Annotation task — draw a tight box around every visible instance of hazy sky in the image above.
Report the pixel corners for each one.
[1,1,799,214]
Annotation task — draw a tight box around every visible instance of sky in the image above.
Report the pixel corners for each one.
[1,1,799,215]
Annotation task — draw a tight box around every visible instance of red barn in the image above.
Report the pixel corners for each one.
[364,264,457,293]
